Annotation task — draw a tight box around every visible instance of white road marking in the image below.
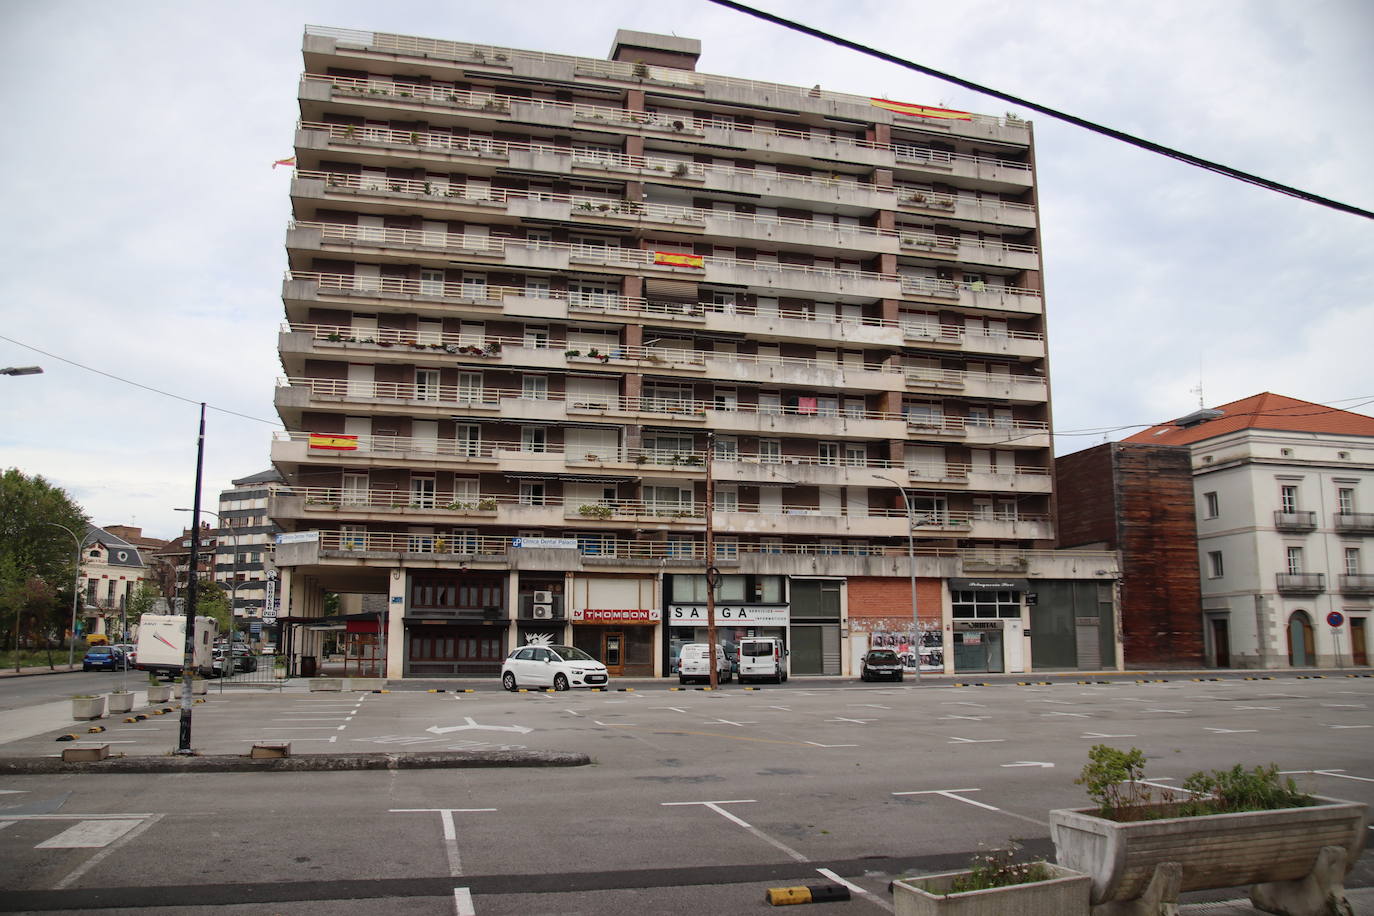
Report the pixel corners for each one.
[806,741,859,748]
[1324,724,1372,729]
[1234,705,1280,710]
[649,707,690,713]
[425,718,535,736]
[1145,708,1191,714]
[829,717,875,725]
[38,818,143,849]
[947,736,1004,744]
[0,790,26,795]
[0,821,15,831]
[709,718,756,727]
[942,701,987,708]
[52,814,163,890]
[1205,727,1258,734]
[1082,732,1137,738]
[894,789,998,811]
[1041,712,1090,718]
[1322,704,1367,708]
[662,800,808,862]
[939,715,989,721]
[390,808,495,877]
[564,709,582,716]
[851,704,891,710]
[816,867,888,910]
[453,887,475,916]
[1001,761,1054,768]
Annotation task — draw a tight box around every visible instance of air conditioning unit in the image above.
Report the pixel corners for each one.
[532,605,553,619]
[533,590,553,604]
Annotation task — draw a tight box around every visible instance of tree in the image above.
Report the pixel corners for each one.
[126,581,163,622]
[0,469,87,651]
[189,578,234,637]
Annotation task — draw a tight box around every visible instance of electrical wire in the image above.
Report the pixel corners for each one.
[704,0,1374,221]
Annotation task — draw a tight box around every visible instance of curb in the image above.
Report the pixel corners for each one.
[0,749,591,775]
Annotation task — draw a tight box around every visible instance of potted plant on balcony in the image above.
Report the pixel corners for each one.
[891,839,1089,916]
[1050,745,1369,916]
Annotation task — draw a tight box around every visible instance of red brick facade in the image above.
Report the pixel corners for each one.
[847,577,943,631]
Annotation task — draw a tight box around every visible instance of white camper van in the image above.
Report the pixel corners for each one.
[134,614,217,679]
[737,637,787,684]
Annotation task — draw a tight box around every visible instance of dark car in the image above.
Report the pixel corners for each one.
[83,646,127,671]
[211,645,259,677]
[859,648,904,682]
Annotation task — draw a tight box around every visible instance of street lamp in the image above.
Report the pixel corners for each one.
[875,475,923,682]
[175,507,241,669]
[43,522,85,671]
[1,366,43,376]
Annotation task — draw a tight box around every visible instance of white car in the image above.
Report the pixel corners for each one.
[678,643,732,684]
[501,644,609,691]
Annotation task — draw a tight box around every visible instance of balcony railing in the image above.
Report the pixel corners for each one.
[304,26,1027,131]
[1334,512,1374,534]
[1338,574,1374,595]
[286,272,1048,352]
[1275,573,1325,594]
[302,73,1032,173]
[1273,511,1317,531]
[298,120,1037,225]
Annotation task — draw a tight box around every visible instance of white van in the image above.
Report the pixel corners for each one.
[737,637,787,684]
[678,643,731,685]
[134,614,218,679]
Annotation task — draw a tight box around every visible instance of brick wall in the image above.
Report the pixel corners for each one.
[847,577,942,627]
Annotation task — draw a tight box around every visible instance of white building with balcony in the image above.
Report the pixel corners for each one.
[269,26,1117,680]
[1125,392,1374,669]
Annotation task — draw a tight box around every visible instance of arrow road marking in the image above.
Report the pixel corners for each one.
[1002,761,1054,768]
[426,718,533,736]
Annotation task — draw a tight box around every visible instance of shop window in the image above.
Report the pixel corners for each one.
[951,589,1020,619]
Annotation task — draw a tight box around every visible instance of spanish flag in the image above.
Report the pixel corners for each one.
[272,155,297,169]
[870,98,972,121]
[653,251,704,269]
[308,433,359,450]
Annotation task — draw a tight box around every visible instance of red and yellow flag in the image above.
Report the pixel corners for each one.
[870,98,972,121]
[653,251,704,269]
[308,433,359,450]
[272,155,297,169]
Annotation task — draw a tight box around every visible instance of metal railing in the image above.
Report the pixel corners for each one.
[1273,510,1318,530]
[1275,573,1325,593]
[302,73,1033,172]
[304,26,1027,129]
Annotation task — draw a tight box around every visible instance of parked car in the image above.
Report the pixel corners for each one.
[859,648,904,682]
[82,646,127,671]
[212,645,259,676]
[678,643,732,685]
[116,644,137,665]
[501,644,609,691]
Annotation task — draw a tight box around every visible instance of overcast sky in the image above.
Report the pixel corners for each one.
[2,0,1371,541]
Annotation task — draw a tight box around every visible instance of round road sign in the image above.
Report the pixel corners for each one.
[1327,611,1345,628]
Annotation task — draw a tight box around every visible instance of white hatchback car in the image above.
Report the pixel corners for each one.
[501,644,609,691]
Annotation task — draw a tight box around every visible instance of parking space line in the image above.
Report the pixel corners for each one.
[390,808,496,877]
[816,866,892,912]
[662,800,809,863]
[52,814,163,890]
[453,887,475,916]
[893,789,1047,828]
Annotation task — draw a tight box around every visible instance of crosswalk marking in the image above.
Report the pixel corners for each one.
[37,818,143,848]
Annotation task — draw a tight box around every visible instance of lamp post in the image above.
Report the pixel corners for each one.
[875,475,922,682]
[43,522,84,670]
[175,507,241,673]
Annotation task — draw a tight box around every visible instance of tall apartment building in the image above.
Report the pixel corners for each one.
[270,26,1118,679]
[1124,393,1374,669]
[214,469,284,641]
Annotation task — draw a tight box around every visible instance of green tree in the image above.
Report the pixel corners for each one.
[126,581,163,622]
[189,578,234,638]
[0,469,88,651]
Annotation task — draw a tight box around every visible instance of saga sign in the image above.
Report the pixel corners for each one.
[670,605,788,626]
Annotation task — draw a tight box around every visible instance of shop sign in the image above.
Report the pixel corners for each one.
[670,605,789,625]
[948,577,1028,591]
[275,531,320,545]
[511,537,579,550]
[572,608,661,624]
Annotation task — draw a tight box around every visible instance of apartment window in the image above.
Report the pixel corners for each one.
[415,369,441,401]
[524,276,550,297]
[1208,550,1224,579]
[1286,546,1304,575]
[521,375,548,400]
[1337,487,1356,515]
[818,442,839,466]
[713,436,738,459]
[759,439,782,464]
[523,325,549,349]
[1345,548,1362,576]
[1203,491,1220,519]
[525,229,552,247]
[518,482,545,506]
[714,486,739,512]
[1280,485,1299,514]
[843,444,867,467]
[520,427,547,453]
[420,270,445,296]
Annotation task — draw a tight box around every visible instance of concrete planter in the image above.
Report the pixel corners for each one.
[1050,797,1368,914]
[893,864,1090,916]
[191,679,208,696]
[70,696,106,720]
[145,685,172,704]
[107,691,134,714]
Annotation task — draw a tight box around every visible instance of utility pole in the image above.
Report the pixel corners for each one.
[704,432,719,689]
[177,403,206,755]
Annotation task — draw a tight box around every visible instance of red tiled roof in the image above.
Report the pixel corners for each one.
[1122,392,1374,446]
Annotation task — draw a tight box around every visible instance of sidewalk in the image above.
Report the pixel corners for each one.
[0,662,82,678]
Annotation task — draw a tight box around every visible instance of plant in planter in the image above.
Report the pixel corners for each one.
[146,673,172,704]
[891,839,1089,916]
[1051,745,1369,916]
[577,504,613,520]
[71,694,106,720]
[564,349,582,357]
[476,498,498,511]
[107,688,135,714]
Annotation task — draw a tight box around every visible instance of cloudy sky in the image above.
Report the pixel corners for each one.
[2,0,1371,541]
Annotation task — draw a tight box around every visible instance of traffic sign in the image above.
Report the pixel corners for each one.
[1327,611,1345,628]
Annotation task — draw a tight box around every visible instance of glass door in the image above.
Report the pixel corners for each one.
[602,632,625,675]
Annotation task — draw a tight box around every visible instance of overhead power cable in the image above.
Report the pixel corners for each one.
[705,0,1374,221]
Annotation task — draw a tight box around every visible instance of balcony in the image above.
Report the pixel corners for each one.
[1334,512,1374,535]
[1339,574,1374,595]
[1273,511,1317,532]
[1275,573,1325,595]
[897,231,1039,272]
[900,277,1043,315]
